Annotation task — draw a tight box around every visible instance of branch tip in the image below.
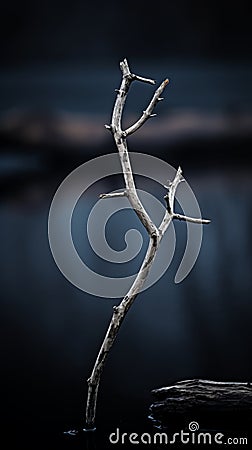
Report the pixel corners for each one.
[143,110,157,118]
[120,58,130,76]
[173,213,211,225]
[133,74,156,85]
[99,191,126,199]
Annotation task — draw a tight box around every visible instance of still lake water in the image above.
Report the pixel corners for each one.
[1,166,251,449]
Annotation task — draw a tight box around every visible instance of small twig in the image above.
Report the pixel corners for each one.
[173,213,211,224]
[159,166,184,235]
[124,79,169,137]
[160,166,211,232]
[131,73,156,85]
[164,166,184,214]
[99,191,127,199]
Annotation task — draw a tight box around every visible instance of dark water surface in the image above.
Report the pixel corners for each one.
[1,165,252,449]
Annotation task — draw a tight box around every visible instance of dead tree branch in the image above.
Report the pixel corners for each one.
[85,59,210,430]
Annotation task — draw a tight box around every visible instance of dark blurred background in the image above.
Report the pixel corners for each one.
[0,1,252,448]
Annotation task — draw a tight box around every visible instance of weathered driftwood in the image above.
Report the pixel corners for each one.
[150,379,252,431]
[84,60,210,431]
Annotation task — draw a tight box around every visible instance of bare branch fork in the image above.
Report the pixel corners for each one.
[85,59,210,430]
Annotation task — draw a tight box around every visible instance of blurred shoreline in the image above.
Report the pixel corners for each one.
[1,63,251,174]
